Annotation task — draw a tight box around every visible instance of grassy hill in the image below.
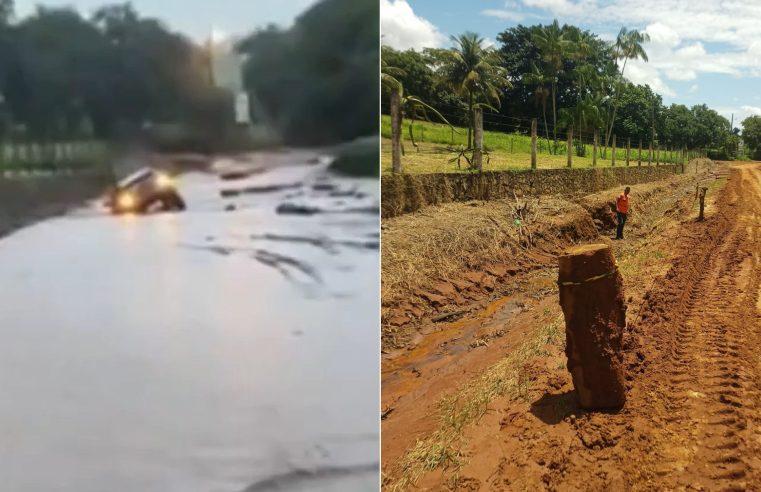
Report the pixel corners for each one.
[381,115,683,174]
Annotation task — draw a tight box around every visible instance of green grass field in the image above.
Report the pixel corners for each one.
[381,115,684,174]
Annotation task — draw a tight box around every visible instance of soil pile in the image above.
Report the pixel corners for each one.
[559,244,626,409]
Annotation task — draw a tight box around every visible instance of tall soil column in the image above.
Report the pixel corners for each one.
[558,244,626,409]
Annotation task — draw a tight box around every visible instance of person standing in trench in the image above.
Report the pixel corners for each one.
[615,186,630,240]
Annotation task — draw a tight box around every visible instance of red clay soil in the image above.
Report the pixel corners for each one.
[382,171,710,352]
[559,244,626,410]
[383,162,761,490]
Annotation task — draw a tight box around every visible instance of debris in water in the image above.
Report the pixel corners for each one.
[220,182,302,198]
[276,203,380,216]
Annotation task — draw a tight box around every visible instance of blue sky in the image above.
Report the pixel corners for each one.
[381,0,761,128]
[15,0,320,41]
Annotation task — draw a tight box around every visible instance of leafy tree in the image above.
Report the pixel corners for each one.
[427,32,510,148]
[523,62,552,147]
[381,46,437,107]
[662,103,692,147]
[559,95,603,157]
[381,55,452,154]
[604,27,649,148]
[612,82,662,143]
[741,115,761,159]
[532,20,571,149]
[0,2,235,147]
[238,0,378,146]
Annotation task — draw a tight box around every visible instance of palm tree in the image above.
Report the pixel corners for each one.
[434,32,511,148]
[381,58,405,94]
[381,59,453,163]
[560,95,604,158]
[523,62,552,150]
[604,27,650,149]
[598,59,622,157]
[532,20,571,152]
[571,64,598,128]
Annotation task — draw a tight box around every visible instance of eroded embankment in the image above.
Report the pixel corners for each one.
[381,160,755,491]
[382,163,711,490]
[382,160,712,218]
[381,164,713,351]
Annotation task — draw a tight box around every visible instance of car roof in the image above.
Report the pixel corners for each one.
[118,168,155,188]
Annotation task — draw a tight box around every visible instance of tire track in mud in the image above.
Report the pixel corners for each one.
[626,164,761,489]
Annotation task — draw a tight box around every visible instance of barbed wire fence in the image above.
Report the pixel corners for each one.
[382,99,708,174]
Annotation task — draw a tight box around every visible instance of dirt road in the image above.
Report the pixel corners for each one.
[383,162,761,490]
[623,162,761,488]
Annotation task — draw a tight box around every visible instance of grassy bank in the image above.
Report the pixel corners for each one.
[381,115,684,174]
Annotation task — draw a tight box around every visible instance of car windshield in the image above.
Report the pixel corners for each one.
[117,168,154,188]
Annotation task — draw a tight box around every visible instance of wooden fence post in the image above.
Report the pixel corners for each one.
[656,144,660,166]
[390,88,402,174]
[626,138,630,166]
[638,139,642,166]
[531,118,537,170]
[473,107,484,171]
[698,187,708,221]
[567,127,573,168]
[611,134,616,167]
[648,142,652,165]
[593,129,598,167]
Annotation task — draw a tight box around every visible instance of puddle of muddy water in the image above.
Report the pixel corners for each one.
[0,156,379,491]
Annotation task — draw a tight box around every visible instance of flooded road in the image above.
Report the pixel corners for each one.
[0,152,379,491]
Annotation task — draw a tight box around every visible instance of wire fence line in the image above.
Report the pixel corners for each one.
[381,102,696,151]
[381,108,702,175]
[0,140,110,175]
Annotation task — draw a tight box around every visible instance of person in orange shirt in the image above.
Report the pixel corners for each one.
[615,186,631,240]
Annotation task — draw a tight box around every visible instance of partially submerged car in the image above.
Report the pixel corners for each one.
[106,168,186,214]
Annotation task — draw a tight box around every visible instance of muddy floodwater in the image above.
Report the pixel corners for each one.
[0,152,379,491]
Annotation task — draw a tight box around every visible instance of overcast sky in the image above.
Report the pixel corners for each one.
[381,0,761,128]
[15,0,321,41]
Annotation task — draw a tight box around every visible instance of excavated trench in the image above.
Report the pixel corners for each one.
[381,163,722,489]
[381,169,704,352]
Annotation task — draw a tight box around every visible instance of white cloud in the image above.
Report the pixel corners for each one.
[521,0,594,16]
[741,105,761,116]
[380,0,447,51]
[644,22,680,48]
[714,106,760,129]
[517,0,761,97]
[481,9,527,22]
[483,37,497,49]
[689,84,698,93]
[623,62,675,97]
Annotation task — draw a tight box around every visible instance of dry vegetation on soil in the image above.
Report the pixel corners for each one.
[381,159,761,490]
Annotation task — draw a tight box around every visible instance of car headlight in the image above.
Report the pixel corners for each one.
[155,172,173,188]
[118,192,135,210]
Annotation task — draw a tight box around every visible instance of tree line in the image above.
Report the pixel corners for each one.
[382,21,740,159]
[236,0,378,146]
[0,0,377,150]
[0,1,233,146]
